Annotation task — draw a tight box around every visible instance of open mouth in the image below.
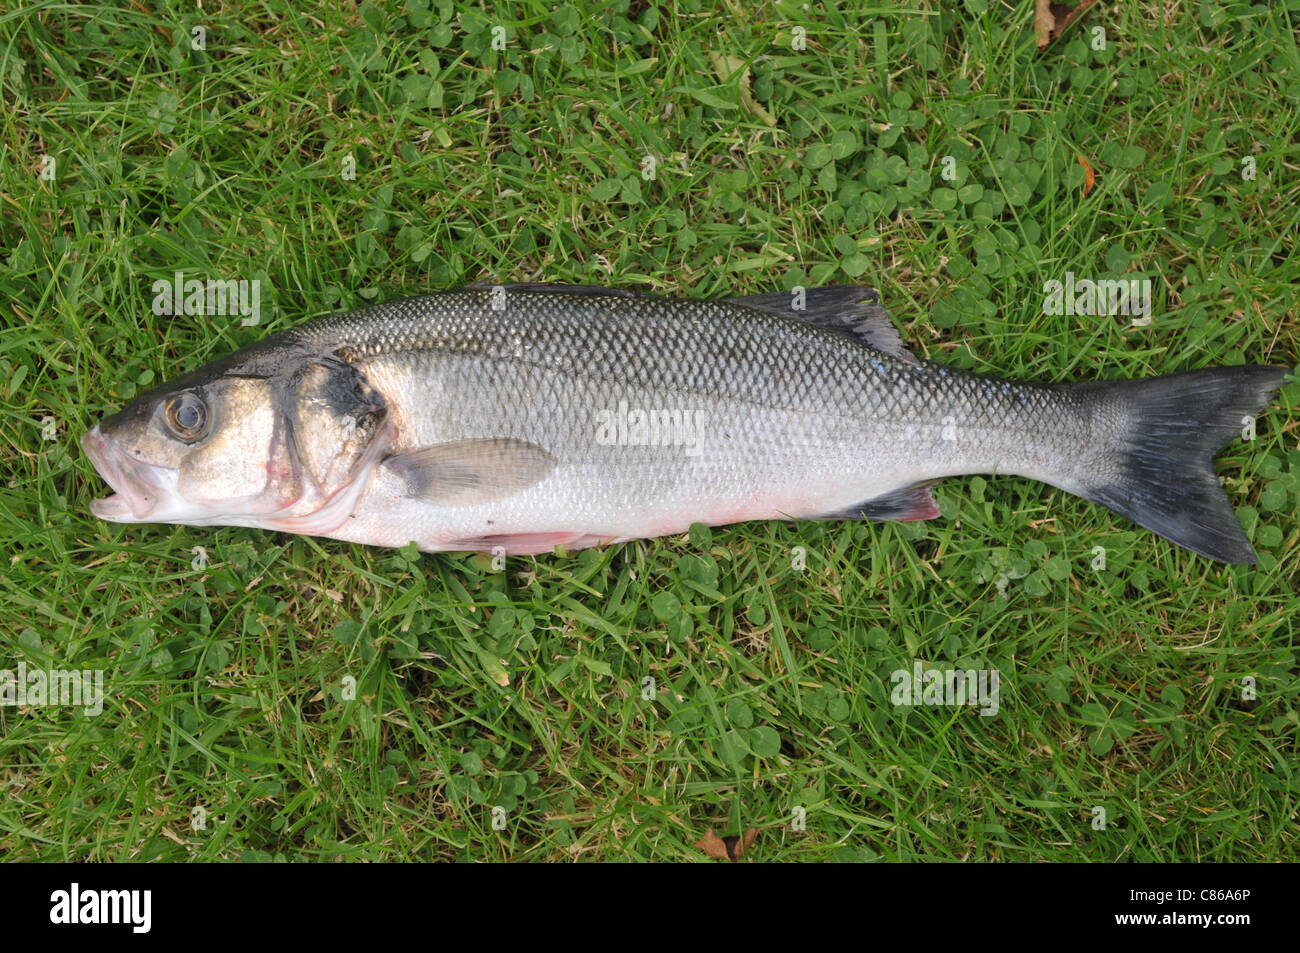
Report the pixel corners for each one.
[81,426,170,521]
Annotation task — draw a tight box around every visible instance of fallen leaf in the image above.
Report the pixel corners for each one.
[1033,0,1057,50]
[694,826,761,861]
[707,53,776,126]
[731,827,760,859]
[694,828,730,860]
[1077,153,1095,196]
[1035,0,1101,51]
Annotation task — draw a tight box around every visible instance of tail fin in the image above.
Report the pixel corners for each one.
[1066,365,1290,565]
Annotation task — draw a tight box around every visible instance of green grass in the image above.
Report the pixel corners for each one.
[1,0,1298,861]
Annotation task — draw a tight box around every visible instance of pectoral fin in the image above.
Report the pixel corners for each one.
[383,438,558,506]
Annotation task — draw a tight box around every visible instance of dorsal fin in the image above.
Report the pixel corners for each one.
[463,282,917,363]
[465,281,639,298]
[724,286,917,364]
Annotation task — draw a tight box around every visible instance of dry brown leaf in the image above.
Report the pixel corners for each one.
[1036,0,1102,51]
[695,826,761,861]
[1077,153,1096,196]
[1033,0,1057,50]
[694,828,730,860]
[732,827,760,859]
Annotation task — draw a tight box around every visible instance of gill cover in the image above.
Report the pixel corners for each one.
[284,357,389,501]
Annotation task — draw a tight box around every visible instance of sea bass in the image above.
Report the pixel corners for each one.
[82,284,1289,563]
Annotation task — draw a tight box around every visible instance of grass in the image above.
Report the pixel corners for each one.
[1,0,1297,861]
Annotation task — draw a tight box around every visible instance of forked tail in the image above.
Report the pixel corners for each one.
[1064,365,1290,564]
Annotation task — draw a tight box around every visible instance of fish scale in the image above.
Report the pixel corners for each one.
[288,289,1095,550]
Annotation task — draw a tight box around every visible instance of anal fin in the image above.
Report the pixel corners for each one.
[446,532,611,555]
[817,483,941,522]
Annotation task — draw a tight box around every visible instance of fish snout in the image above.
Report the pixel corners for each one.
[82,425,167,521]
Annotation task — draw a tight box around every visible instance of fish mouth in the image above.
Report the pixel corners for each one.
[81,426,173,522]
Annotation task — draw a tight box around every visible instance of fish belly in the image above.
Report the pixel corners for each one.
[324,357,918,553]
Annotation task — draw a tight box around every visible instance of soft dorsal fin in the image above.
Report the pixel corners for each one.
[466,281,639,298]
[724,286,917,364]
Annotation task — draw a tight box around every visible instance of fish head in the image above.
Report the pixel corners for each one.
[83,347,390,531]
[83,370,293,525]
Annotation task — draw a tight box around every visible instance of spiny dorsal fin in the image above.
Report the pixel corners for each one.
[725,286,917,364]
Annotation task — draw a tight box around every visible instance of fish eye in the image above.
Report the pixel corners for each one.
[164,391,209,442]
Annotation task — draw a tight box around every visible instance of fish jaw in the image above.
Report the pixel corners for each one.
[82,425,179,522]
[81,424,290,528]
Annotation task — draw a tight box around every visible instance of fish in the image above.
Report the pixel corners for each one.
[82,283,1290,564]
